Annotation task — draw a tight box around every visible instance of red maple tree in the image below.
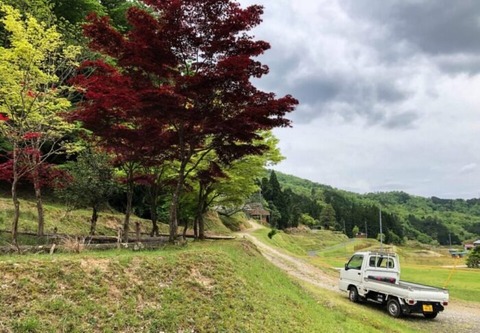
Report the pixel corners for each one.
[72,0,297,241]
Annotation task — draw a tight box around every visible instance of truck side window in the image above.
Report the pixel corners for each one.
[386,259,394,269]
[347,255,363,270]
[369,256,378,267]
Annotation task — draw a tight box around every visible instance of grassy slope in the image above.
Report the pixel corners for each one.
[0,240,418,333]
[0,191,233,246]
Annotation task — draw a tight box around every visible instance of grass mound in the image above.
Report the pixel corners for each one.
[0,240,418,333]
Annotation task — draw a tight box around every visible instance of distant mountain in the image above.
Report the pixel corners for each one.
[269,170,480,245]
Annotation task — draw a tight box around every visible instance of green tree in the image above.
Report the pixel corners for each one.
[352,225,359,236]
[183,132,284,239]
[0,4,80,243]
[466,247,480,268]
[320,204,336,230]
[57,148,117,235]
[299,213,316,228]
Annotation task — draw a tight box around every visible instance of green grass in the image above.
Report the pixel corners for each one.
[250,227,480,304]
[0,240,426,332]
[252,227,349,256]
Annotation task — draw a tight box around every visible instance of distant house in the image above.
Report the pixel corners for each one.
[464,244,475,251]
[244,204,270,223]
[474,240,480,248]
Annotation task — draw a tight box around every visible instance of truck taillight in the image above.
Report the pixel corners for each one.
[407,299,415,305]
[442,301,448,306]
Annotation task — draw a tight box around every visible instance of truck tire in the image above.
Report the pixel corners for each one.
[348,286,359,303]
[387,298,402,318]
[423,312,438,319]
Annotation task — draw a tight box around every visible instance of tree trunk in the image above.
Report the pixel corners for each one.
[11,177,20,246]
[150,215,159,237]
[122,163,135,243]
[90,205,98,236]
[169,167,185,242]
[198,214,205,240]
[123,179,133,242]
[168,188,179,242]
[193,218,198,239]
[149,188,159,237]
[182,219,188,239]
[33,172,44,236]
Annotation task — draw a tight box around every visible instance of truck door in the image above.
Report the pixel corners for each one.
[343,254,364,285]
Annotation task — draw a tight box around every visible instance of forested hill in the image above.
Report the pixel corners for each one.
[263,170,480,245]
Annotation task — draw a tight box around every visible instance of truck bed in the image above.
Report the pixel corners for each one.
[364,277,448,302]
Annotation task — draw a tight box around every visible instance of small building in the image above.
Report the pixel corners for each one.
[464,244,474,251]
[244,204,270,223]
[474,240,480,248]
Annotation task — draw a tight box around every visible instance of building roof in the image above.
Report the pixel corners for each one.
[245,208,270,216]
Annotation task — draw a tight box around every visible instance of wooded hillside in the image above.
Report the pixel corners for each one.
[269,170,480,245]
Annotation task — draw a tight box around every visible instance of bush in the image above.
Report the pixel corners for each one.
[60,236,85,253]
[268,228,277,239]
[467,247,480,268]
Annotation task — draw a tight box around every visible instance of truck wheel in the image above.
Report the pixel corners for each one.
[348,286,359,303]
[423,312,438,319]
[387,299,402,318]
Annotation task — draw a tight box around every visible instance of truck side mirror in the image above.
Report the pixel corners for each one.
[344,263,349,270]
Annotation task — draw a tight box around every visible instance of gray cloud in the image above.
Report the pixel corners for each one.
[343,0,480,74]
[285,74,416,127]
[240,0,480,199]
[383,111,419,129]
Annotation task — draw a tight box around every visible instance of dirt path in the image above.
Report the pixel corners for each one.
[237,222,480,332]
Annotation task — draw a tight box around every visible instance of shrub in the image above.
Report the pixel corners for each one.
[467,247,480,268]
[268,228,277,239]
[60,236,85,253]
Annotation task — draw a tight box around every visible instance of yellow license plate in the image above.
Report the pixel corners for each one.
[422,304,433,312]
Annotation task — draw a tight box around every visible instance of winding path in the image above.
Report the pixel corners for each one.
[237,222,480,332]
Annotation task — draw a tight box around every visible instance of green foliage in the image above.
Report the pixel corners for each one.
[267,228,277,239]
[272,171,479,245]
[56,148,117,234]
[298,213,316,227]
[320,204,336,230]
[50,0,105,26]
[352,225,359,235]
[467,247,480,268]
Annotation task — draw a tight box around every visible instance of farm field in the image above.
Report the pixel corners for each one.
[252,227,480,304]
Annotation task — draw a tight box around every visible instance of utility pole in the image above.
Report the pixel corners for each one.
[365,220,368,238]
[379,208,383,250]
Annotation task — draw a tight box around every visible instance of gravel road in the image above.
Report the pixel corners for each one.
[237,223,480,332]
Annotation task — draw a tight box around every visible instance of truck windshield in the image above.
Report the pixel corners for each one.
[346,255,363,270]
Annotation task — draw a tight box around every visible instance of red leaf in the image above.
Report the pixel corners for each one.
[23,132,42,140]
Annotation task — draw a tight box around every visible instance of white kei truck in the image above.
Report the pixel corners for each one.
[339,251,449,319]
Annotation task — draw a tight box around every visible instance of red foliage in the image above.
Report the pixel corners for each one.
[72,0,297,166]
[0,113,8,121]
[31,163,72,190]
[0,159,14,181]
[23,132,42,140]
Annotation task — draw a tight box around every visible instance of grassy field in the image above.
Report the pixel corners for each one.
[0,240,423,333]
[252,226,480,304]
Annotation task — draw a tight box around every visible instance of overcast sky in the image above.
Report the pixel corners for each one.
[238,0,480,199]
